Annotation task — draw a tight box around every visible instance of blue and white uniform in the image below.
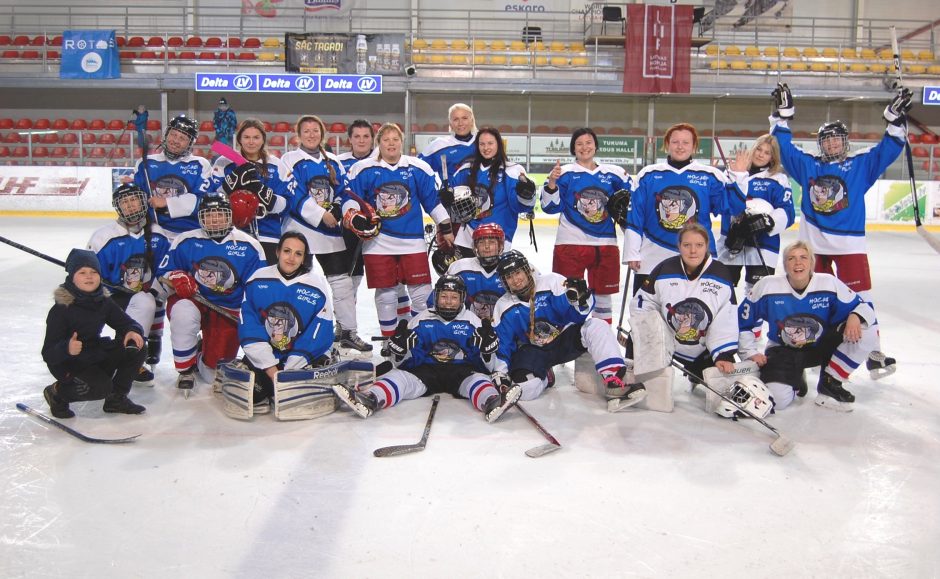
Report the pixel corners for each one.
[445,257,506,321]
[336,151,373,174]
[210,153,296,245]
[451,161,534,249]
[240,265,334,371]
[418,134,477,181]
[281,148,350,255]
[540,162,630,246]
[134,152,212,238]
[717,168,795,267]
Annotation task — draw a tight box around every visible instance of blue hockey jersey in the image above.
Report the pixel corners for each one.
[87,221,171,293]
[451,161,535,246]
[540,162,631,245]
[717,169,795,264]
[210,153,296,243]
[397,308,489,373]
[418,134,477,180]
[281,148,350,253]
[134,152,213,236]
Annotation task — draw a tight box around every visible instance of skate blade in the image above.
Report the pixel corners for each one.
[336,346,374,359]
[869,366,896,380]
[180,386,193,399]
[814,396,853,412]
[607,389,648,413]
[525,443,561,458]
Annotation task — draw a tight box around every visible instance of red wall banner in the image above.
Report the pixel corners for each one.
[623,4,693,94]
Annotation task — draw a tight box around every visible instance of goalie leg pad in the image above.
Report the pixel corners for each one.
[574,353,604,395]
[274,369,338,421]
[702,361,760,415]
[631,311,676,376]
[220,362,255,420]
[634,366,675,413]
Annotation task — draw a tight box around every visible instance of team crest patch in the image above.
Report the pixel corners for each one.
[809,175,848,215]
[263,302,302,351]
[778,314,823,348]
[194,256,238,294]
[656,186,699,230]
[666,298,712,344]
[575,186,609,224]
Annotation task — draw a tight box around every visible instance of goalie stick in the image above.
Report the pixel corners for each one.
[889,26,940,255]
[17,403,140,444]
[671,360,795,457]
[373,395,440,457]
[515,403,561,458]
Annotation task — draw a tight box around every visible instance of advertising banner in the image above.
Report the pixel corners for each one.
[285,33,405,75]
[60,30,120,79]
[623,5,692,94]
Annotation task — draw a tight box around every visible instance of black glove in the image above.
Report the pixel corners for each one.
[515,177,536,201]
[387,319,416,360]
[328,202,343,224]
[439,184,455,206]
[740,212,775,237]
[771,82,794,119]
[607,189,631,228]
[724,216,748,254]
[224,162,277,211]
[884,87,913,126]
[470,319,499,358]
[564,277,590,309]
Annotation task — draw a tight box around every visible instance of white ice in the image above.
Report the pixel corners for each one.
[1,216,939,578]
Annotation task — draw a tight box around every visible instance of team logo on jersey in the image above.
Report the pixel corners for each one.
[575,186,609,224]
[306,175,333,208]
[666,298,711,344]
[151,174,189,199]
[808,175,848,215]
[430,338,465,363]
[471,182,493,219]
[193,256,238,294]
[374,181,411,219]
[121,254,152,292]
[470,290,501,321]
[778,314,823,348]
[656,186,698,230]
[262,302,301,351]
[530,318,561,346]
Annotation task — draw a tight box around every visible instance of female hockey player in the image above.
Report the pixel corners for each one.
[769,82,912,378]
[343,123,454,338]
[280,115,371,355]
[158,191,266,394]
[237,232,336,413]
[442,223,508,322]
[541,127,632,322]
[738,240,880,412]
[629,222,739,381]
[41,249,147,418]
[623,123,745,294]
[87,183,172,385]
[212,118,296,263]
[716,134,795,296]
[449,126,536,255]
[418,103,478,180]
[333,275,521,423]
[491,250,645,412]
[134,114,212,239]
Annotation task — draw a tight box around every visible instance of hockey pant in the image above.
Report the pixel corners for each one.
[168,296,239,381]
[375,284,430,336]
[52,342,146,402]
[367,364,499,413]
[510,318,625,401]
[760,323,879,410]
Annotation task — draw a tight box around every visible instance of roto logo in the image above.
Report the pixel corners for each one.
[295,76,317,91]
[233,75,253,90]
[357,77,378,91]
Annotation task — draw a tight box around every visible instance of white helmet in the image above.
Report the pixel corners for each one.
[448,185,477,224]
[715,375,774,419]
[745,197,774,217]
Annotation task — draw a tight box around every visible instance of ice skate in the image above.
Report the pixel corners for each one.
[333,383,378,418]
[866,351,896,380]
[605,368,647,412]
[133,366,154,387]
[483,383,522,423]
[177,368,196,399]
[337,328,373,356]
[815,372,854,412]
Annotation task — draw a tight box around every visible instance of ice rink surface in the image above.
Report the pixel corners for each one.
[1,216,939,578]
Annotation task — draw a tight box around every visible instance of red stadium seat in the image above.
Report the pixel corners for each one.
[40,133,58,144]
[185,37,203,47]
[197,52,217,60]
[921,134,939,145]
[372,122,383,134]
[205,37,223,48]
[147,120,161,131]
[147,36,164,47]
[47,50,60,59]
[167,37,184,47]
[33,146,49,158]
[3,132,19,143]
[31,35,46,46]
[0,118,11,129]
[69,147,82,158]
[89,147,106,158]
[20,50,40,59]
[82,132,97,144]
[0,35,11,46]
[269,135,286,147]
[1,50,18,59]
[127,36,146,47]
[593,126,607,135]
[33,118,51,129]
[52,118,69,130]
[120,51,138,60]
[421,123,440,132]
[608,127,626,135]
[89,119,106,130]
[552,126,570,134]
[532,125,551,134]
[99,134,116,145]
[113,147,128,159]
[116,36,127,47]
[12,146,28,157]
[200,121,214,132]
[49,36,62,46]
[911,146,929,158]
[12,35,30,46]
[138,51,159,60]
[118,133,131,144]
[288,135,299,147]
[178,51,197,60]
[269,149,281,158]
[61,133,78,144]
[237,52,255,61]
[192,148,208,158]
[51,146,68,158]
[195,134,210,145]
[263,121,273,132]
[15,118,32,129]
[908,133,921,144]
[921,160,939,173]
[274,121,291,133]
[227,37,242,48]
[329,122,347,134]
[497,124,514,134]
[243,38,262,49]
[0,146,10,157]
[107,119,125,130]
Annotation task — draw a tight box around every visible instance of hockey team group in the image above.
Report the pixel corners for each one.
[35,81,914,431]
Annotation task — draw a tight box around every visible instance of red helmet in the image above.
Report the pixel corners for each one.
[471,223,505,268]
[230,190,260,229]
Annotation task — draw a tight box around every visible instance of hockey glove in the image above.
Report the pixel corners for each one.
[438,184,455,206]
[740,212,775,237]
[167,270,198,299]
[564,277,590,309]
[515,177,536,201]
[224,162,276,211]
[724,216,748,254]
[342,208,381,240]
[607,189,631,228]
[328,202,343,224]
[771,82,794,119]
[470,319,499,359]
[431,247,458,275]
[883,87,913,126]
[387,320,417,360]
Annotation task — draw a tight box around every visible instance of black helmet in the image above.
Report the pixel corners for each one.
[816,121,849,162]
[434,274,467,321]
[198,191,233,240]
[164,114,198,159]
[112,183,148,226]
[496,249,534,299]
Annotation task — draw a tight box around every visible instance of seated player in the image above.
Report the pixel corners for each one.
[158,192,266,394]
[491,250,645,411]
[432,223,507,322]
[738,240,879,412]
[41,249,147,418]
[333,275,521,423]
[87,183,171,385]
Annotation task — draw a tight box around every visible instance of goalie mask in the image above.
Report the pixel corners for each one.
[112,183,148,228]
[715,375,774,420]
[434,274,467,321]
[448,185,477,224]
[198,192,233,240]
[816,121,849,163]
[497,249,534,300]
[472,223,505,269]
[163,114,199,160]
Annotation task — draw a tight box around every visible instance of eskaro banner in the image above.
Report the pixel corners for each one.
[623,5,692,94]
[284,32,405,75]
[60,30,120,79]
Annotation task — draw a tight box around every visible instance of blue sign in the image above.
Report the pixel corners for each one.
[923,86,940,106]
[60,30,120,79]
[195,73,381,94]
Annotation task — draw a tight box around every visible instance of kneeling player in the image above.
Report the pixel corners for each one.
[491,250,644,411]
[738,240,879,411]
[333,275,521,423]
[439,223,507,321]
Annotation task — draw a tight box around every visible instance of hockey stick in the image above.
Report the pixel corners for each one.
[890,26,940,255]
[16,403,140,444]
[373,394,440,457]
[615,267,633,347]
[670,360,794,456]
[515,403,561,457]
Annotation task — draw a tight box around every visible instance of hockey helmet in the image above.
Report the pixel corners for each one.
[496,249,534,299]
[198,191,233,240]
[229,190,260,229]
[164,114,198,160]
[434,274,467,321]
[816,121,849,162]
[447,185,477,224]
[472,223,505,269]
[112,183,148,227]
[715,375,774,420]
[745,197,775,217]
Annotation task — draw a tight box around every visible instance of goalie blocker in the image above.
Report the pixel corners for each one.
[219,358,374,421]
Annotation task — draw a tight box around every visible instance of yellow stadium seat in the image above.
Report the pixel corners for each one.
[918,50,935,61]
[490,40,506,51]
[569,42,585,52]
[412,38,428,50]
[821,47,837,58]
[763,46,779,57]
[750,60,768,71]
[430,54,446,64]
[768,61,786,71]
[710,59,728,70]
[803,47,819,58]
[810,62,828,72]
[550,41,566,52]
[258,52,276,62]
[730,60,747,70]
[906,64,927,74]
[790,61,808,72]
[510,55,528,65]
[901,49,915,61]
[878,48,893,59]
[744,46,760,57]
[451,39,468,50]
[831,62,848,73]
[490,54,507,65]
[412,53,427,64]
[531,41,545,52]
[510,40,526,51]
[550,56,569,67]
[849,63,868,73]
[471,54,486,65]
[869,63,887,73]
[571,56,589,67]
[860,48,876,59]
[783,47,799,58]
[724,45,741,56]
[262,37,280,48]
[535,55,548,66]
[450,54,467,65]
[705,45,720,56]
[472,39,487,51]
[928,65,940,75]
[840,48,857,59]
[430,39,447,49]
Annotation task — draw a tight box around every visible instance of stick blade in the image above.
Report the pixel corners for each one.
[770,435,795,457]
[525,443,561,458]
[916,225,940,255]
[373,444,425,458]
